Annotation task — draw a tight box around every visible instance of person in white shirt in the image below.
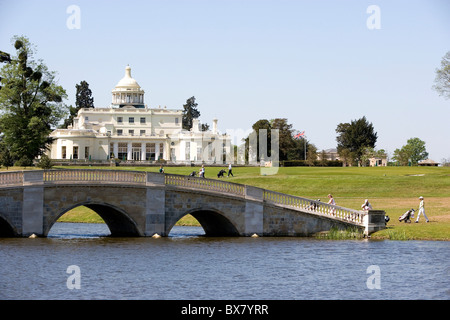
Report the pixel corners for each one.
[227,163,234,177]
[327,194,336,215]
[361,199,373,211]
[415,196,429,223]
[199,165,205,178]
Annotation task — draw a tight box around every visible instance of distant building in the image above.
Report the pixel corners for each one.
[48,65,231,163]
[418,159,440,166]
[317,148,340,161]
[368,155,387,167]
[317,148,387,167]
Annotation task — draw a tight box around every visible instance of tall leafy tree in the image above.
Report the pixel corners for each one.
[393,137,428,166]
[433,51,450,100]
[244,119,272,162]
[271,118,295,161]
[0,36,67,166]
[76,80,94,109]
[61,80,94,128]
[244,118,315,162]
[182,96,200,130]
[336,116,378,166]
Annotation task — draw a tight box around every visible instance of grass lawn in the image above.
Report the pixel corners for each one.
[3,165,449,240]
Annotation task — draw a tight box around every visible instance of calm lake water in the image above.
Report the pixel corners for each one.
[0,222,449,300]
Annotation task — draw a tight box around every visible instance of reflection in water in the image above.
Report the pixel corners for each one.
[1,223,449,300]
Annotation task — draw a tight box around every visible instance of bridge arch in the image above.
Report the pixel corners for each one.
[45,202,142,237]
[0,214,17,237]
[167,208,240,237]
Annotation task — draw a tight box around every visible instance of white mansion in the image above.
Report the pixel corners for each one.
[48,66,231,163]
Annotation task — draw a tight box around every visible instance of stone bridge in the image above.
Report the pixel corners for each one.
[0,169,385,237]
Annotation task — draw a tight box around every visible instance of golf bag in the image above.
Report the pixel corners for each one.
[398,209,415,223]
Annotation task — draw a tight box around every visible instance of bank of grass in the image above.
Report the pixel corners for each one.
[5,165,448,240]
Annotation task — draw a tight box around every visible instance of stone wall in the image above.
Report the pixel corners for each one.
[0,188,23,235]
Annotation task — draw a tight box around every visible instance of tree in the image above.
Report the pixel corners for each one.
[336,116,378,166]
[182,96,200,130]
[244,118,315,162]
[305,144,318,166]
[393,137,428,166]
[244,119,272,162]
[61,80,94,128]
[0,140,14,169]
[0,36,68,166]
[271,118,295,161]
[432,51,450,100]
[36,154,53,169]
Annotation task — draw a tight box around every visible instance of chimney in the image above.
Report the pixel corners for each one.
[192,119,200,132]
[212,118,218,134]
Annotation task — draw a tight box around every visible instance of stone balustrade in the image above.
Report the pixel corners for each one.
[165,174,245,197]
[0,171,23,186]
[43,169,146,185]
[264,190,365,224]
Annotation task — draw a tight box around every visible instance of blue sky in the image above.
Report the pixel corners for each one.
[1,0,449,161]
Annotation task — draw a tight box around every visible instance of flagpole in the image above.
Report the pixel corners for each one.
[304,135,306,161]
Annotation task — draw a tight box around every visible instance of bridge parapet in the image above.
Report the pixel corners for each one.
[264,190,365,224]
[44,169,146,185]
[165,173,245,197]
[0,171,23,186]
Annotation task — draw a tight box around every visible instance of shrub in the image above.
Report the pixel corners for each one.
[37,154,54,169]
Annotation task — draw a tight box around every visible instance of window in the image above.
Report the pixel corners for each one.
[175,117,179,124]
[140,117,146,124]
[129,129,134,136]
[118,143,127,160]
[159,143,164,160]
[61,146,67,159]
[146,143,155,161]
[85,146,90,159]
[117,129,123,136]
[129,117,134,124]
[140,130,146,136]
[117,117,123,124]
[110,143,114,159]
[85,116,89,121]
[73,146,79,160]
[132,143,141,161]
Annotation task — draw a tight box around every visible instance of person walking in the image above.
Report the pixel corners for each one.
[199,165,205,178]
[327,194,336,215]
[415,196,429,223]
[227,163,234,177]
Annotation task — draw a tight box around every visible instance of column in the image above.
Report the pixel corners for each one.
[113,142,118,159]
[127,142,132,160]
[155,143,160,161]
[141,142,146,161]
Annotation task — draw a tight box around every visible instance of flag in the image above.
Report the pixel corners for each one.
[294,131,305,139]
